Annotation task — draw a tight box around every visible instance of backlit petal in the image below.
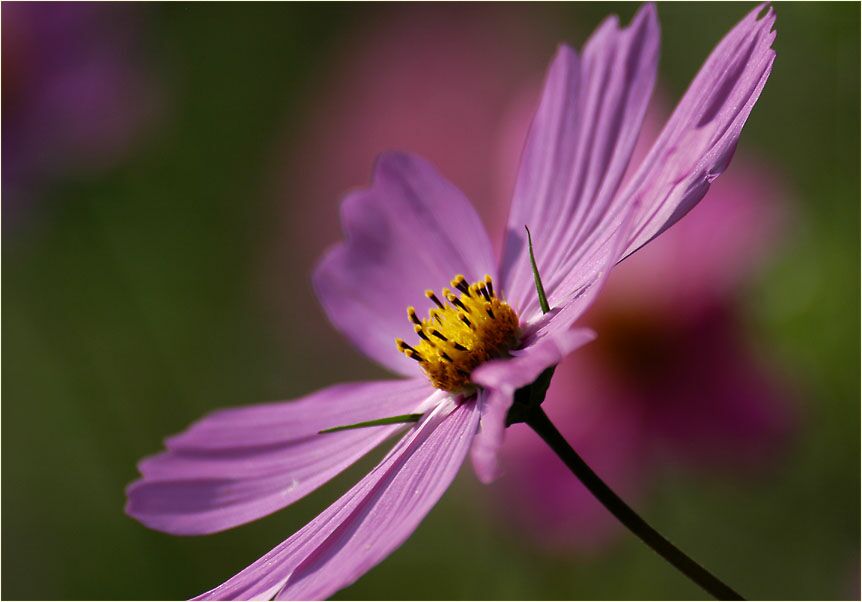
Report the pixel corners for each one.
[125,379,433,535]
[619,3,777,258]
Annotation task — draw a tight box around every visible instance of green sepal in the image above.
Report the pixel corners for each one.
[319,413,423,434]
[506,226,555,426]
[506,366,556,426]
[525,225,550,315]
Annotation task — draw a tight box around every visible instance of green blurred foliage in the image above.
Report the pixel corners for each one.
[3,3,859,600]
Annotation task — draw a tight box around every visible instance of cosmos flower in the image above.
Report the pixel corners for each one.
[273,6,794,547]
[126,4,777,599]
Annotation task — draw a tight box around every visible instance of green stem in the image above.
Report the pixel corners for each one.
[524,406,744,601]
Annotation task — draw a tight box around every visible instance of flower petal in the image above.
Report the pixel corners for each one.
[195,399,480,601]
[618,3,777,259]
[125,379,433,535]
[469,327,597,483]
[500,4,659,322]
[314,151,496,376]
[468,388,512,485]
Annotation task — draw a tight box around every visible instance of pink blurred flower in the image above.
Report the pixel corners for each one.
[271,3,796,555]
[2,3,160,220]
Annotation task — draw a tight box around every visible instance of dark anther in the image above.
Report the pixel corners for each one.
[427,292,445,309]
[450,296,470,312]
[432,330,448,341]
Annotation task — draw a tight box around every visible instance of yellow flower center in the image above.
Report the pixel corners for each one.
[396,274,521,393]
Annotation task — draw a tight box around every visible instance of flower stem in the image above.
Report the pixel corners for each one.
[524,406,744,601]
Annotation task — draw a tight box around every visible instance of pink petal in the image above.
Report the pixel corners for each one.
[195,400,480,601]
[618,3,777,259]
[125,379,432,535]
[500,4,659,322]
[469,327,597,483]
[468,387,512,485]
[314,152,496,376]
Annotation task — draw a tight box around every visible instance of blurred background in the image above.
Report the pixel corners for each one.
[2,2,859,599]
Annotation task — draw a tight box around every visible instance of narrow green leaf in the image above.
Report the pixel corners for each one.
[319,413,423,434]
[525,225,550,314]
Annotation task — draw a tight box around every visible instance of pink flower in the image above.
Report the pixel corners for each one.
[126,4,777,599]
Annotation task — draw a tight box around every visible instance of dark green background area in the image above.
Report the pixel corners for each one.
[3,3,859,600]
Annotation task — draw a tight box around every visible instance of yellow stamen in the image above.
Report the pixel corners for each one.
[395,275,520,393]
